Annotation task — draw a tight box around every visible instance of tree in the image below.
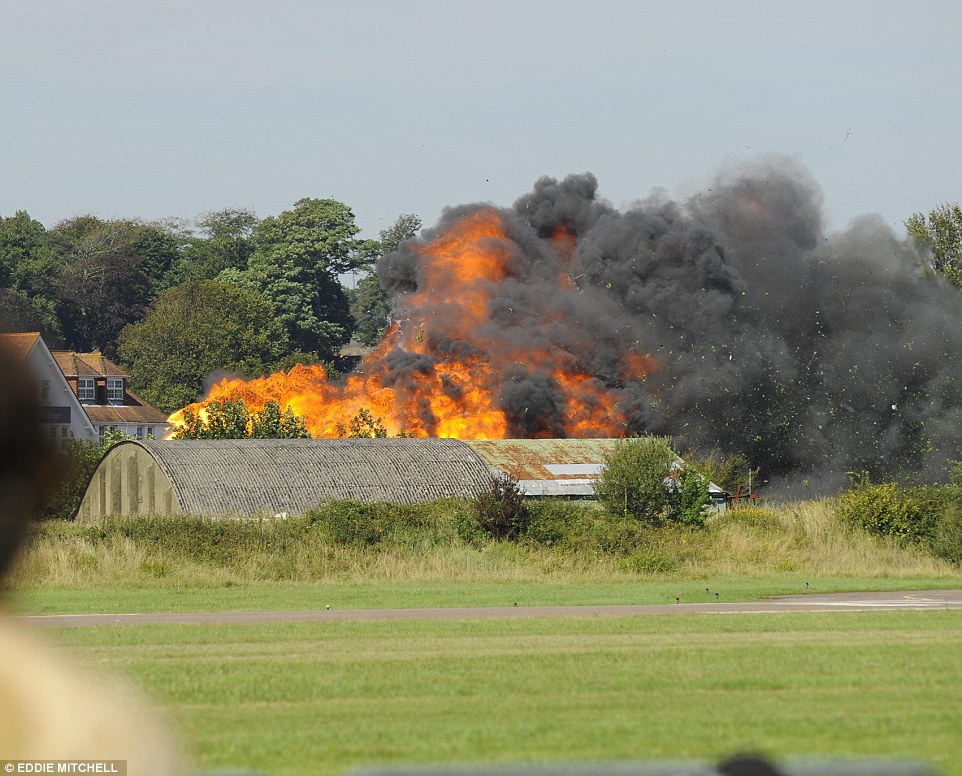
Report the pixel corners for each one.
[335,408,389,438]
[0,289,60,342]
[49,215,181,297]
[906,203,962,288]
[166,208,259,284]
[0,211,63,337]
[54,252,150,356]
[471,473,530,540]
[227,198,372,359]
[117,280,292,413]
[348,273,392,346]
[379,213,422,257]
[594,436,709,526]
[173,398,310,439]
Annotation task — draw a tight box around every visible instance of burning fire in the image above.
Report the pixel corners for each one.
[168,208,655,439]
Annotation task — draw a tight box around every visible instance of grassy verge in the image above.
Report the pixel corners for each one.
[10,499,961,597]
[47,611,962,776]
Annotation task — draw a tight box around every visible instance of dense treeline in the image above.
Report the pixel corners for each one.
[0,203,420,413]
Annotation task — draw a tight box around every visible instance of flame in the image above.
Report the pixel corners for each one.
[167,209,655,439]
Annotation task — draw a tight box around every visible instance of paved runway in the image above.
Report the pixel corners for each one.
[16,589,962,628]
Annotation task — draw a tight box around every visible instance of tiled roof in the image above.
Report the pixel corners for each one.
[51,351,129,378]
[0,331,40,361]
[82,393,168,425]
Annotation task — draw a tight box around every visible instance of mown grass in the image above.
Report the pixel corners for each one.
[48,611,962,776]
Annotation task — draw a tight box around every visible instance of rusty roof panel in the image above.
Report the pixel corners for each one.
[463,438,622,481]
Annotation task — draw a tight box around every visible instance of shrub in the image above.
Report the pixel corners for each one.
[471,474,530,540]
[595,436,711,527]
[667,468,711,527]
[594,436,676,524]
[835,474,925,543]
[928,502,962,564]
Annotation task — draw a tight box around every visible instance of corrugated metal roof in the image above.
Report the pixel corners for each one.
[463,438,621,481]
[128,438,493,515]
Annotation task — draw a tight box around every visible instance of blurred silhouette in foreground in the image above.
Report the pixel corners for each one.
[0,339,187,773]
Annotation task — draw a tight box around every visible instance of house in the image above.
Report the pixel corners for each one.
[0,332,170,448]
[0,332,98,449]
[51,349,169,443]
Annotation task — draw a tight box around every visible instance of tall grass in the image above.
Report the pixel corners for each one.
[9,497,959,590]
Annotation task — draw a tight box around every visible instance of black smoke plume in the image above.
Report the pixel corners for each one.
[378,157,962,495]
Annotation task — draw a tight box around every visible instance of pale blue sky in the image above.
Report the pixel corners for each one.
[2,0,959,239]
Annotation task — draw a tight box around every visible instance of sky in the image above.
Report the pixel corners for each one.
[2,0,960,240]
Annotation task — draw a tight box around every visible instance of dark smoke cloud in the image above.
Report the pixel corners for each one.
[377,156,961,495]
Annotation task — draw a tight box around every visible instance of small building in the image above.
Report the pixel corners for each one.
[0,332,97,449]
[75,438,495,520]
[464,438,619,497]
[51,350,169,443]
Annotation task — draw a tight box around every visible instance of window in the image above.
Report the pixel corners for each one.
[41,380,50,402]
[78,378,95,402]
[106,378,124,404]
[136,426,145,440]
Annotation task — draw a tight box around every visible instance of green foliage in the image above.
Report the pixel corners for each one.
[683,449,756,494]
[0,210,63,338]
[54,252,150,357]
[44,438,103,520]
[117,280,291,413]
[44,430,131,520]
[307,499,480,549]
[348,273,391,346]
[836,474,921,542]
[906,203,962,288]
[471,475,531,540]
[234,198,371,358]
[667,467,711,527]
[928,503,962,564]
[595,436,676,523]
[167,208,258,284]
[334,408,388,438]
[174,398,310,439]
[379,213,422,257]
[595,436,709,526]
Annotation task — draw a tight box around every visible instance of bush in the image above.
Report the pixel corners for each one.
[595,436,711,527]
[594,436,675,523]
[928,502,962,564]
[835,476,922,542]
[667,468,711,527]
[471,475,530,540]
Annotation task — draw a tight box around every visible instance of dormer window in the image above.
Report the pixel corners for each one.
[106,378,125,404]
[78,377,95,402]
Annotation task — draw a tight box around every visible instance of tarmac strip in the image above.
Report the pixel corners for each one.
[15,589,962,628]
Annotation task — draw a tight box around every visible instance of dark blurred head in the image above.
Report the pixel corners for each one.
[0,341,59,578]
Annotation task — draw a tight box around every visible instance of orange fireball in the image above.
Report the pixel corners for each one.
[168,208,654,440]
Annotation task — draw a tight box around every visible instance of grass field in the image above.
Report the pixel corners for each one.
[10,498,962,775]
[9,574,962,616]
[46,610,962,776]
